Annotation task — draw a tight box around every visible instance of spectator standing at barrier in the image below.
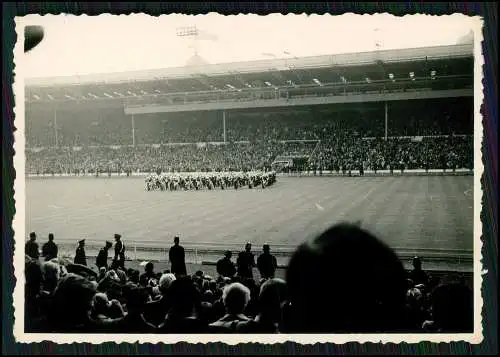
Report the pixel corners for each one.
[237,242,255,279]
[257,244,278,279]
[42,233,58,261]
[113,234,126,269]
[74,239,87,266]
[408,256,429,286]
[217,251,236,279]
[26,232,39,260]
[96,241,113,270]
[169,236,187,276]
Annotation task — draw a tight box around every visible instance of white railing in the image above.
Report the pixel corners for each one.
[47,238,473,271]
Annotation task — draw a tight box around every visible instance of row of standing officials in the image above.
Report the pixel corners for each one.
[26,233,279,279]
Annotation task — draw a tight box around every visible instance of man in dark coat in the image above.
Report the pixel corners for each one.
[113,233,126,269]
[257,244,278,279]
[74,239,87,266]
[169,236,186,276]
[237,242,255,279]
[96,241,113,270]
[216,251,236,278]
[42,233,58,261]
[25,232,39,260]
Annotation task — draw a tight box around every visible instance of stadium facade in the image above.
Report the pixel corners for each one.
[25,44,474,174]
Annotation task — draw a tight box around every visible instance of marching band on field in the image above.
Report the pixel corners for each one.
[145,171,277,191]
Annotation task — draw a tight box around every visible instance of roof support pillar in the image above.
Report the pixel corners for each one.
[385,101,388,141]
[222,110,227,144]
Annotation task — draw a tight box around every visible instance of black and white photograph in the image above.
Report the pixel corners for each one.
[13,13,484,344]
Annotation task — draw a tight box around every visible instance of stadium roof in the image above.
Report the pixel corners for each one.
[25,44,473,88]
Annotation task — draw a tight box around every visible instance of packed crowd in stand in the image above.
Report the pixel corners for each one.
[145,171,277,191]
[309,135,473,173]
[24,225,473,334]
[26,98,472,148]
[25,98,474,176]
[26,135,473,176]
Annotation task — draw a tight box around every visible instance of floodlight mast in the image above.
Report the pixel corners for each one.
[176,26,200,55]
[176,26,217,66]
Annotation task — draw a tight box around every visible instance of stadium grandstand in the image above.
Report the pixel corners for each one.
[24,43,475,334]
[25,44,473,176]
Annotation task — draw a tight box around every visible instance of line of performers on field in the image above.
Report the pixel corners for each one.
[145,171,277,192]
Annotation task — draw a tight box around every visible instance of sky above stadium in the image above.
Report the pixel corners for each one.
[18,13,479,79]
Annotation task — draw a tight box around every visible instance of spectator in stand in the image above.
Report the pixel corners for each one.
[409,256,429,287]
[169,236,187,276]
[285,223,408,333]
[40,260,61,296]
[422,283,473,333]
[118,287,156,333]
[237,242,255,280]
[158,276,207,333]
[209,282,252,333]
[110,260,127,284]
[42,233,58,261]
[26,232,39,260]
[216,250,236,279]
[140,262,159,287]
[90,292,127,322]
[24,258,43,332]
[257,244,278,279]
[143,273,176,327]
[38,273,98,332]
[237,278,287,333]
[74,239,87,266]
[404,287,428,331]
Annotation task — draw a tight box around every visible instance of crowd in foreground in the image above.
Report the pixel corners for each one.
[24,224,473,334]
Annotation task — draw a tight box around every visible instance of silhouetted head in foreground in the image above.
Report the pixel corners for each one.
[25,25,44,53]
[286,223,407,333]
[431,283,473,332]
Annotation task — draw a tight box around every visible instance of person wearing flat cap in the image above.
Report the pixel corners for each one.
[113,234,126,269]
[96,241,113,270]
[25,232,39,260]
[74,239,87,266]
